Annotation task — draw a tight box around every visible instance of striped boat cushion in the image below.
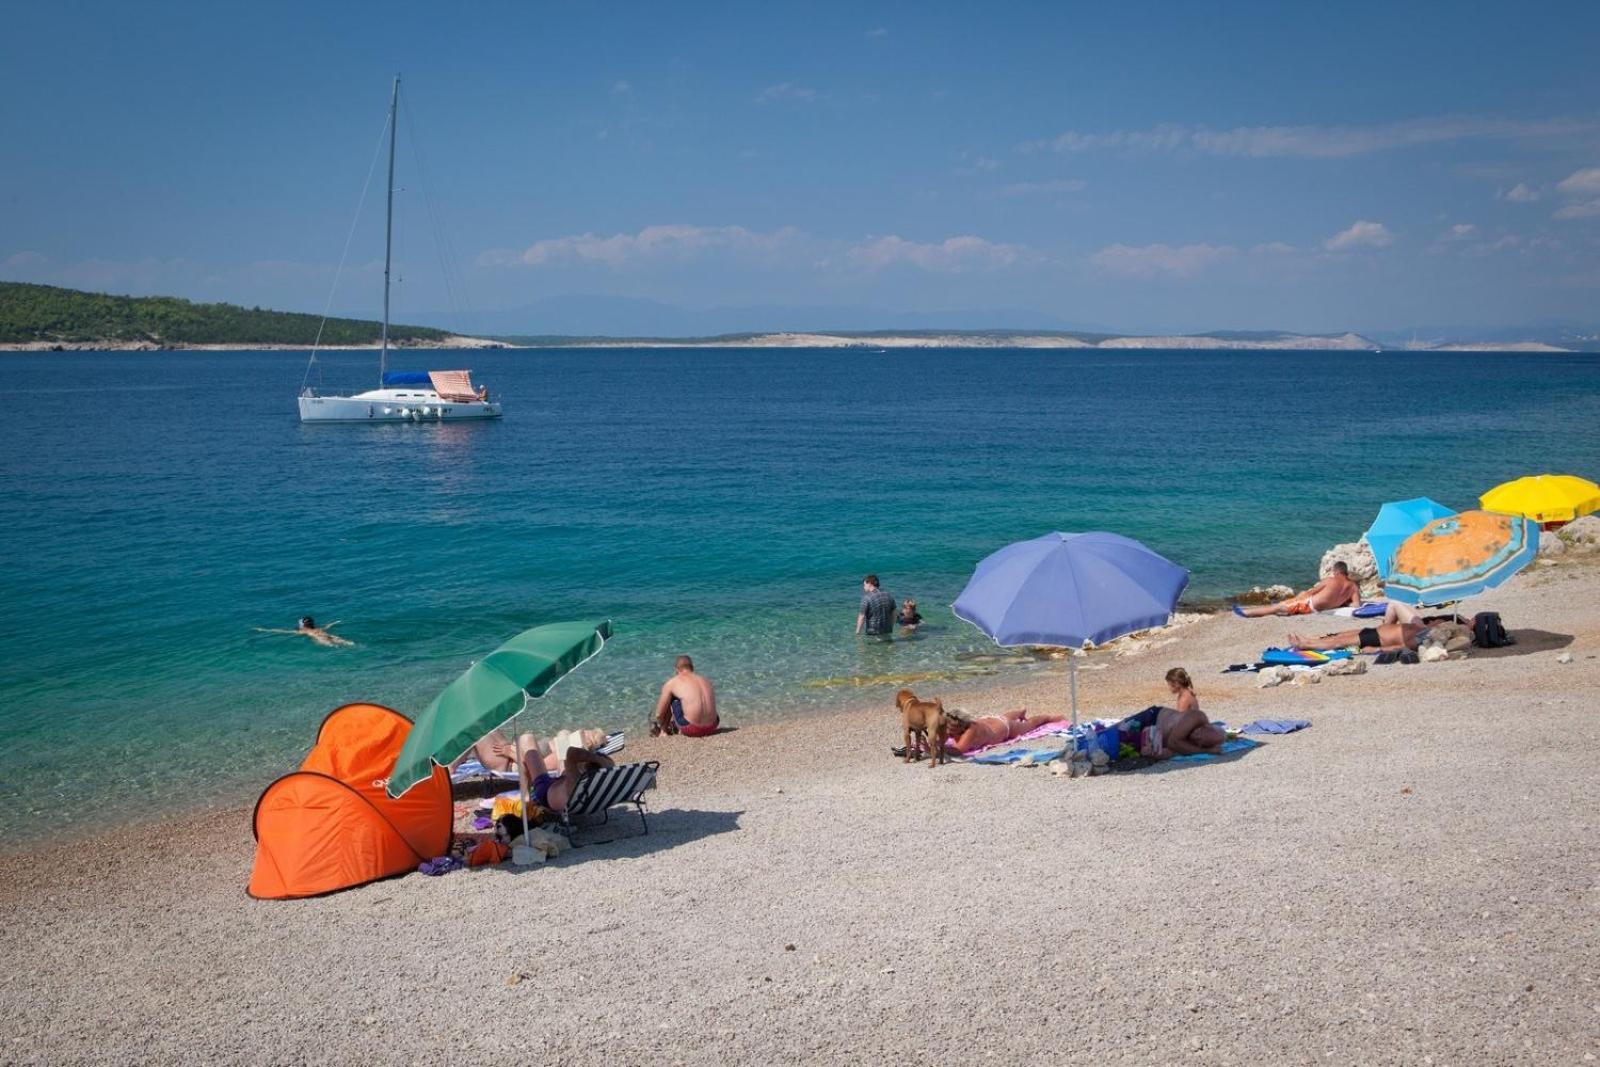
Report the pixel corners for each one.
[568,761,658,817]
[428,370,479,402]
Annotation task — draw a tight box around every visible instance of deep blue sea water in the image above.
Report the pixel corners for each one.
[2,346,1597,842]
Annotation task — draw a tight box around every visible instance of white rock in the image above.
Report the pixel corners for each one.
[1256,666,1294,688]
[1556,652,1574,664]
[1538,531,1566,558]
[1557,514,1600,550]
[1324,657,1368,676]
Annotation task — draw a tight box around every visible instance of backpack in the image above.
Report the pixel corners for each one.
[1471,611,1514,648]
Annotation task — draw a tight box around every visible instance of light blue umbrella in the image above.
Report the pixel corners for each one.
[1364,497,1457,579]
[952,531,1190,725]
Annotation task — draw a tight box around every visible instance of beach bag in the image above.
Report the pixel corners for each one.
[1471,612,1513,648]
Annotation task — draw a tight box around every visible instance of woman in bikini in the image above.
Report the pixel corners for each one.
[1139,667,1226,759]
[943,708,1069,754]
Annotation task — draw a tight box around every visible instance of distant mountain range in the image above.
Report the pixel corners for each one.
[3,281,1597,352]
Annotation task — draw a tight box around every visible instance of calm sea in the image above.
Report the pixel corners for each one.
[2,346,1597,842]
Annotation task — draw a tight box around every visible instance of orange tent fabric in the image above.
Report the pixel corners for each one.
[248,703,451,900]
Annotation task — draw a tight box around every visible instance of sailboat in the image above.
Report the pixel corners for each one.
[298,76,501,423]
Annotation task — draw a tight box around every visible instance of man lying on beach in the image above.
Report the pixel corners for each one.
[1234,562,1361,618]
[1288,621,1432,653]
[651,654,719,737]
[255,616,353,648]
[943,708,1069,753]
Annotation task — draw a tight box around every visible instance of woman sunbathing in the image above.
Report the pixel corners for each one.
[456,727,608,777]
[943,708,1069,753]
[1140,668,1226,759]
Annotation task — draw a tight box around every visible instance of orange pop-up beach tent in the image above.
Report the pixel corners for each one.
[248,703,451,900]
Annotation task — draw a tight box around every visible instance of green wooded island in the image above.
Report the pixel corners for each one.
[0,282,472,348]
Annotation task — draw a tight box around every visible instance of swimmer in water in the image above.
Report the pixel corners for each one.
[256,615,354,648]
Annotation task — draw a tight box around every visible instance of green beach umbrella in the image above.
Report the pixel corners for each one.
[386,619,611,801]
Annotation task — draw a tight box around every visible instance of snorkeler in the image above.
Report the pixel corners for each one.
[256,615,354,648]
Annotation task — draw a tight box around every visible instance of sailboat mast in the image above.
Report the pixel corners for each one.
[379,74,399,386]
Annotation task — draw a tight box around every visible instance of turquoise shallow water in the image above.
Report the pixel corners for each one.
[2,346,1597,842]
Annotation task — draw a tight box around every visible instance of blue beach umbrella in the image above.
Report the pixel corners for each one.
[952,531,1190,725]
[1364,497,1457,579]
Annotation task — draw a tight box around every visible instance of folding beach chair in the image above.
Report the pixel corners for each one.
[561,760,660,836]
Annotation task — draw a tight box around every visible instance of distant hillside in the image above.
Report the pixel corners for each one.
[494,328,1383,351]
[0,282,454,347]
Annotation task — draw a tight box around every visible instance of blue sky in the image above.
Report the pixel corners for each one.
[3,0,1599,335]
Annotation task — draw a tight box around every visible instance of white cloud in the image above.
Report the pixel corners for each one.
[1089,243,1235,279]
[2,250,48,272]
[756,82,819,104]
[480,225,805,269]
[611,80,631,96]
[1324,220,1394,251]
[1028,116,1599,159]
[1501,182,1540,202]
[998,178,1087,197]
[847,234,1027,272]
[865,26,888,38]
[1250,241,1296,255]
[1444,223,1478,240]
[1554,199,1600,219]
[1556,167,1600,196]
[1554,167,1600,219]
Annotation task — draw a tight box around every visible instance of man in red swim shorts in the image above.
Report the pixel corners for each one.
[651,654,720,738]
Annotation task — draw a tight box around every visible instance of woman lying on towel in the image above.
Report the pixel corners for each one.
[942,708,1070,754]
[1131,668,1226,759]
[456,727,609,777]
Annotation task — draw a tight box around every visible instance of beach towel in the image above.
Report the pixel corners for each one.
[1261,647,1352,665]
[1239,719,1311,735]
[1166,737,1261,762]
[968,740,1072,765]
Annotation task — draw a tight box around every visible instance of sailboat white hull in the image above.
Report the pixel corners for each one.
[298,389,502,422]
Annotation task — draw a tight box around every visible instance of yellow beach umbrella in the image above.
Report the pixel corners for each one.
[1479,474,1600,524]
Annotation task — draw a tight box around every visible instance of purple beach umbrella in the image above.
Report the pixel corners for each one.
[952,531,1190,725]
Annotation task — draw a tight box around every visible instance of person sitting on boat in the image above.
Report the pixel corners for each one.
[1233,561,1361,617]
[255,615,353,648]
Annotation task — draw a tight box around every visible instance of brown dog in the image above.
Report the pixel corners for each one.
[895,688,949,768]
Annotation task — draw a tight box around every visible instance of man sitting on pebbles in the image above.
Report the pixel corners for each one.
[1234,561,1361,618]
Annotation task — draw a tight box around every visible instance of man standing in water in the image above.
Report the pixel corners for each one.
[856,574,897,637]
[651,655,720,737]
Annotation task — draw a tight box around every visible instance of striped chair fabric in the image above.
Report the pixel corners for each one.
[564,760,660,834]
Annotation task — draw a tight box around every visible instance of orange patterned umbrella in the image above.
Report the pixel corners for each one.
[1385,510,1538,606]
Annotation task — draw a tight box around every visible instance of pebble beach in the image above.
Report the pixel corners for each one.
[3,554,1596,1064]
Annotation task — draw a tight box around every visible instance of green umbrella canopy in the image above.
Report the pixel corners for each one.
[386,619,611,798]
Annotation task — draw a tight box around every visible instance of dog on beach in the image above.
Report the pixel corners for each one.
[895,688,950,768]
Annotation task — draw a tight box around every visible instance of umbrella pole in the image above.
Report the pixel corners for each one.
[1069,652,1079,729]
[512,700,534,865]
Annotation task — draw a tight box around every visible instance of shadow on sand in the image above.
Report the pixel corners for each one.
[497,807,744,872]
[1468,628,1575,659]
[1138,740,1266,775]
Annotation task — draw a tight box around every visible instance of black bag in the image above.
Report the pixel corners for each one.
[1471,611,1514,648]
